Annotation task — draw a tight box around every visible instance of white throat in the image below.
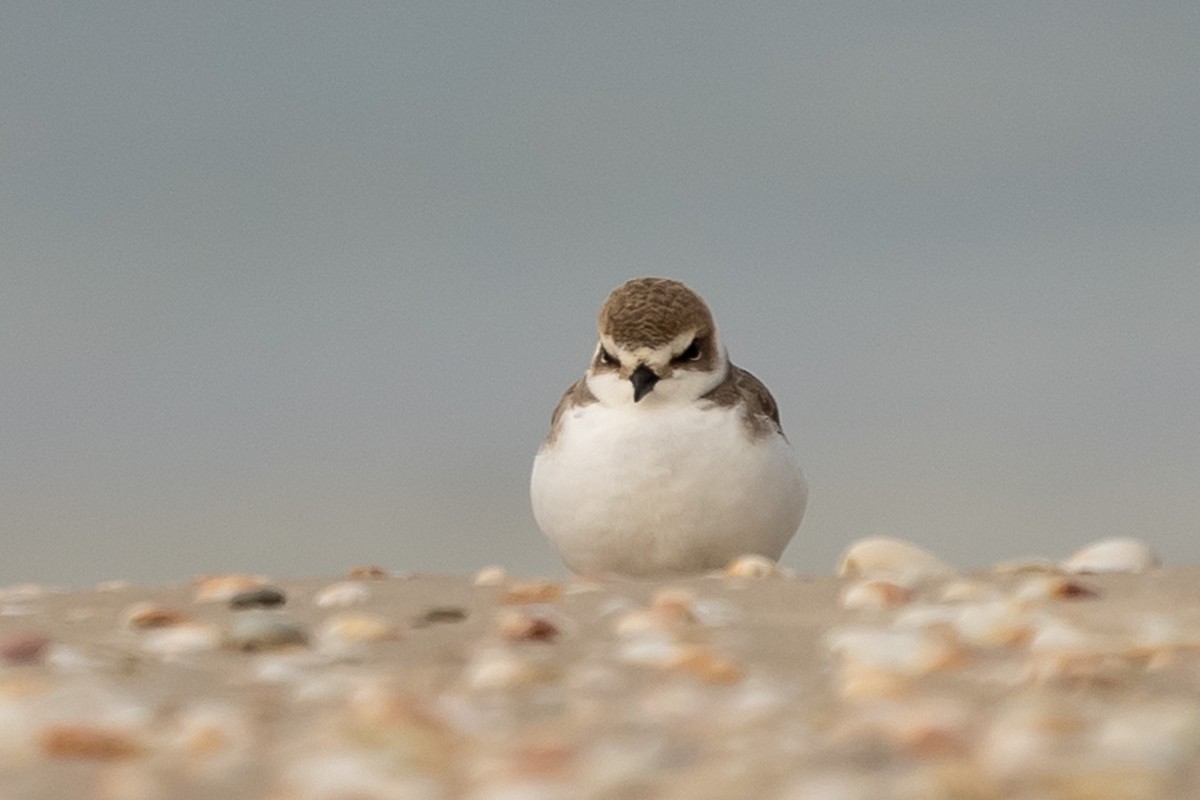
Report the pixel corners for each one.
[586,343,729,408]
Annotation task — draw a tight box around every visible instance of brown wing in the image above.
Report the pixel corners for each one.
[702,364,784,438]
[544,377,598,447]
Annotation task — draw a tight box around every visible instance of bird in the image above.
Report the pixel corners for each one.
[530,277,808,577]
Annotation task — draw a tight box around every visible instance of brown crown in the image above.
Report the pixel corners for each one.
[597,277,715,348]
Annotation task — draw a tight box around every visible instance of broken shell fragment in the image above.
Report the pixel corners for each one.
[837,537,955,581]
[1063,537,1158,574]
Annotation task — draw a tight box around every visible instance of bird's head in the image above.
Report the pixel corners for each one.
[586,277,729,406]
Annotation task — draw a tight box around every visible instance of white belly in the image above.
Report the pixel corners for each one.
[530,402,808,577]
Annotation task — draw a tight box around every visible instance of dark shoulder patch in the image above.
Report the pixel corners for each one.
[702,364,784,439]
[544,378,598,447]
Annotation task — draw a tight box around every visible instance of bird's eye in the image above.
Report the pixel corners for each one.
[598,348,617,366]
[674,339,702,364]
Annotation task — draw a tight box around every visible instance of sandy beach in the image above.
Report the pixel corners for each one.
[2,547,1199,799]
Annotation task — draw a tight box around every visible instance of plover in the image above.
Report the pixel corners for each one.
[530,277,808,577]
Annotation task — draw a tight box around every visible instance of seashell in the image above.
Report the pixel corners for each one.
[0,633,50,665]
[839,578,915,611]
[316,613,400,650]
[280,752,447,800]
[837,537,955,581]
[46,645,102,672]
[464,646,540,690]
[651,587,699,621]
[668,646,744,685]
[167,702,254,775]
[938,579,997,603]
[826,627,965,678]
[830,697,974,759]
[724,554,780,578]
[347,565,390,580]
[1012,575,1100,606]
[977,699,1089,780]
[192,573,270,603]
[1062,537,1158,574]
[497,609,561,643]
[835,662,913,700]
[473,565,508,586]
[141,623,223,657]
[892,603,961,631]
[227,614,309,652]
[499,581,563,605]
[617,632,687,667]
[1093,703,1200,771]
[613,608,683,638]
[229,586,287,610]
[949,601,1031,649]
[121,602,191,629]
[40,724,144,760]
[314,581,371,608]
[1022,617,1136,683]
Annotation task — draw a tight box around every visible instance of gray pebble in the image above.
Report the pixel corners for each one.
[228,614,308,652]
[229,586,287,610]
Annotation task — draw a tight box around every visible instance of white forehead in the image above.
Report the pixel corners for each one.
[600,330,698,369]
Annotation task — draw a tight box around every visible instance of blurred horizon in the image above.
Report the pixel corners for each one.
[2,3,1198,588]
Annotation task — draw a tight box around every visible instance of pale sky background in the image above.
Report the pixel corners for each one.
[2,3,1198,588]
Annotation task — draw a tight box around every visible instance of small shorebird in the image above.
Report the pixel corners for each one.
[530,277,808,577]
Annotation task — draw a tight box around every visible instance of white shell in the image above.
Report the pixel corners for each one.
[141,623,223,657]
[724,554,780,578]
[836,537,955,581]
[838,579,915,611]
[314,581,370,608]
[1062,537,1158,574]
[464,646,538,690]
[472,565,508,586]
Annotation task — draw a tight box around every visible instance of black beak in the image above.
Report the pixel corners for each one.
[630,363,659,402]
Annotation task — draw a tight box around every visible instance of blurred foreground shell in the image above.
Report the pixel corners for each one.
[837,537,955,581]
[1062,538,1158,574]
[724,554,780,578]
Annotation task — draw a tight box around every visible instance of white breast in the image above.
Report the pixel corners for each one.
[530,400,807,576]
